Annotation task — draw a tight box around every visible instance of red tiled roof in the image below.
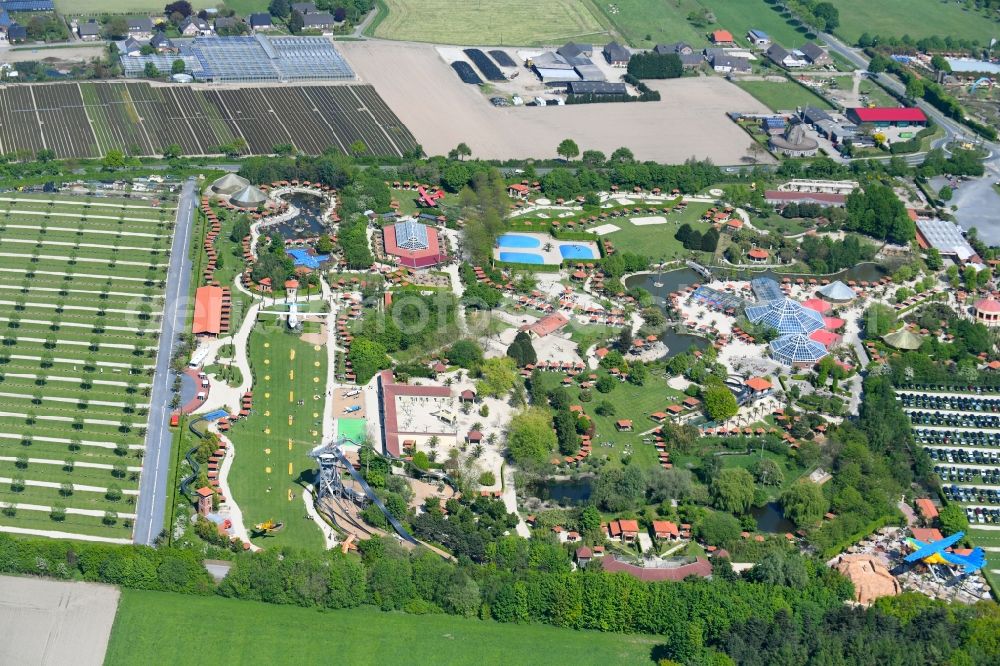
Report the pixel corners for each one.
[712,29,734,42]
[911,527,944,543]
[600,556,712,581]
[193,285,223,335]
[915,498,939,520]
[975,298,1000,313]
[809,329,841,348]
[378,370,452,457]
[748,248,769,260]
[524,312,569,337]
[617,519,640,533]
[745,376,772,391]
[652,520,679,537]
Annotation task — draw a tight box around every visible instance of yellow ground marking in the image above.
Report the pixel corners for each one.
[264,392,270,399]
[264,359,270,365]
[288,415,294,426]
[313,376,319,383]
[264,410,271,417]
[312,412,319,418]
[264,427,271,435]
[264,375,270,381]
[287,488,292,501]
[264,448,271,455]
[314,361,321,367]
[264,342,270,348]
[311,430,318,436]
[314,345,321,351]
[290,349,296,361]
[265,466,271,474]
[289,391,294,402]
[288,440,293,450]
[288,462,293,475]
[289,369,294,381]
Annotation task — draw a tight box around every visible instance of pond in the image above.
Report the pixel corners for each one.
[271,191,330,240]
[751,502,795,534]
[532,477,593,503]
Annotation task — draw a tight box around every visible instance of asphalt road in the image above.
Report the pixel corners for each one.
[132,179,197,546]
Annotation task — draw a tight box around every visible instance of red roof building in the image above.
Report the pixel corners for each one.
[911,527,944,543]
[745,376,772,392]
[523,312,569,338]
[915,498,939,522]
[748,248,769,262]
[975,298,1000,326]
[711,29,734,44]
[809,329,842,348]
[383,219,446,268]
[652,520,680,540]
[846,107,928,126]
[377,370,453,457]
[192,285,223,336]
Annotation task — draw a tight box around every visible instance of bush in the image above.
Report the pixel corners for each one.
[478,471,496,486]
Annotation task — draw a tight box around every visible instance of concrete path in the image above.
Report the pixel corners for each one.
[213,430,259,551]
[0,502,136,519]
[0,525,132,544]
[0,372,150,388]
[303,485,339,549]
[0,207,173,223]
[1,237,160,253]
[501,463,530,538]
[133,178,195,546]
[0,299,149,316]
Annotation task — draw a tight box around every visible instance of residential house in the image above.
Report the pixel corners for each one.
[508,183,530,199]
[575,546,593,567]
[179,16,211,36]
[654,42,704,68]
[121,37,144,56]
[766,44,807,69]
[712,53,750,74]
[126,17,154,39]
[652,520,680,541]
[557,42,593,59]
[603,41,630,67]
[799,42,832,67]
[710,29,735,45]
[249,12,273,31]
[77,19,101,41]
[301,11,336,30]
[747,29,770,48]
[150,32,175,52]
[291,2,317,13]
[608,519,640,543]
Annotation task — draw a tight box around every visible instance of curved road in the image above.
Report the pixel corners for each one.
[133,178,197,546]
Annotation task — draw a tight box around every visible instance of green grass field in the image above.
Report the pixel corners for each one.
[54,0,254,14]
[829,0,1000,45]
[597,202,714,262]
[372,0,609,45]
[966,527,1000,592]
[226,320,326,550]
[735,80,834,112]
[105,589,661,665]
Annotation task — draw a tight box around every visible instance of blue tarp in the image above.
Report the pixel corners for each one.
[203,409,229,421]
[286,248,329,269]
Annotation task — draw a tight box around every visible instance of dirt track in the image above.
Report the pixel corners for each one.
[0,575,120,666]
[340,41,774,165]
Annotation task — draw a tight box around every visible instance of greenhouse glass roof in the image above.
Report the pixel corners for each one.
[394,219,429,251]
[750,277,783,303]
[745,297,824,335]
[769,334,828,365]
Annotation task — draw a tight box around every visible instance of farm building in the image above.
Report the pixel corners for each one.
[914,218,979,263]
[654,42,704,67]
[846,107,928,127]
[603,41,630,67]
[126,17,154,39]
[383,218,446,268]
[768,123,819,157]
[799,42,831,66]
[710,30,734,45]
[766,44,807,69]
[711,53,750,73]
[747,29,770,47]
[567,81,627,98]
[0,0,53,9]
[120,34,355,83]
[77,19,101,40]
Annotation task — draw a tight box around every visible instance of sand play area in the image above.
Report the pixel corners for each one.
[340,41,773,164]
[0,575,120,666]
[630,216,668,226]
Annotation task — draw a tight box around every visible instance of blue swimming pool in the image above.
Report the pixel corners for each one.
[498,233,541,249]
[499,251,545,264]
[559,244,597,260]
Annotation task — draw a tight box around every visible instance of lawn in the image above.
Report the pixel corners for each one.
[371,0,609,46]
[829,0,1000,45]
[701,0,813,48]
[750,214,816,237]
[536,369,686,470]
[596,202,715,262]
[54,0,249,13]
[735,80,834,112]
[105,589,661,665]
[966,527,1000,592]
[390,188,454,216]
[226,319,327,550]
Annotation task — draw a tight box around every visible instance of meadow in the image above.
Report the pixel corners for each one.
[0,193,175,540]
[54,0,250,13]
[226,320,327,550]
[828,0,1000,45]
[105,589,661,665]
[372,0,609,45]
[735,80,834,112]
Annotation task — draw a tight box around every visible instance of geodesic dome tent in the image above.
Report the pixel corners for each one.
[817,280,856,302]
[230,185,268,208]
[210,173,250,195]
[745,297,824,335]
[769,333,828,366]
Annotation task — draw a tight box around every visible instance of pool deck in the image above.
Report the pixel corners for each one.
[495,233,599,265]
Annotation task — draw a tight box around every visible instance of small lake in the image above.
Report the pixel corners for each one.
[533,477,593,503]
[751,502,795,534]
[271,192,329,240]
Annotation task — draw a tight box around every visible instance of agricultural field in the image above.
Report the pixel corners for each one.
[105,589,662,665]
[735,80,834,112]
[828,0,1000,45]
[593,0,813,48]
[0,192,177,541]
[226,321,327,550]
[0,82,416,159]
[371,0,609,46]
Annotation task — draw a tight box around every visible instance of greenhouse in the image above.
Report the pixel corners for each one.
[745,297,824,335]
[769,334,829,366]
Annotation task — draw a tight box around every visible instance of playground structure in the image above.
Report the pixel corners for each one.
[904,531,986,572]
[970,77,994,93]
[252,519,285,535]
[309,437,419,545]
[416,186,445,207]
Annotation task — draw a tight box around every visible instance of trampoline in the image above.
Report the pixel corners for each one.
[338,418,367,442]
[203,409,229,421]
[287,248,329,269]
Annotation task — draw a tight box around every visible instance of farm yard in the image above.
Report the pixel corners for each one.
[371,0,609,46]
[0,192,176,541]
[0,82,416,159]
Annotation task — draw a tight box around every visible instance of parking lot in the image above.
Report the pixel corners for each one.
[900,387,1000,525]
